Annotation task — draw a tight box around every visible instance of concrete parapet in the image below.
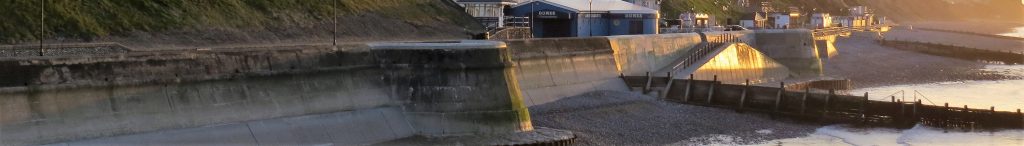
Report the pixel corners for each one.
[0,44,373,91]
[703,30,757,45]
[606,33,704,76]
[370,40,533,137]
[505,38,627,106]
[752,29,822,76]
[0,68,396,145]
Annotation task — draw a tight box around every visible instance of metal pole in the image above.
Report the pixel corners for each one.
[332,0,337,46]
[39,0,45,56]
[588,0,593,37]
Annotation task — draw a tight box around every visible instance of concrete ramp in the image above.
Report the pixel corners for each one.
[682,43,791,85]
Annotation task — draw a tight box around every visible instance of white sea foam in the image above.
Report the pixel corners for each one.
[853,65,1024,111]
[710,65,1024,145]
[749,125,1024,146]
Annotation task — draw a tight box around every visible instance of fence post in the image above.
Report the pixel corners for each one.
[643,72,653,93]
[1018,109,1023,128]
[738,79,749,112]
[897,99,904,127]
[861,92,869,124]
[913,100,921,124]
[683,74,693,102]
[989,106,995,129]
[943,103,950,128]
[966,105,972,130]
[660,72,675,99]
[800,87,809,114]
[706,75,717,104]
[774,82,784,114]
[823,89,834,122]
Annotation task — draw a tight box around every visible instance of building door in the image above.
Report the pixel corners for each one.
[540,19,571,37]
[629,20,644,34]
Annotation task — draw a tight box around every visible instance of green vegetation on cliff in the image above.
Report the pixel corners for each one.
[0,0,482,44]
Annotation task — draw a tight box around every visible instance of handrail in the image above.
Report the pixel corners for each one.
[914,90,938,106]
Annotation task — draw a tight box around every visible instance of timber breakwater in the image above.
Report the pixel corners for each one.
[622,74,1024,130]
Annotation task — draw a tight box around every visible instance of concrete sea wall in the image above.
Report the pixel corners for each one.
[2,41,559,145]
[0,46,405,145]
[507,31,756,106]
[1,29,804,145]
[689,43,791,84]
[371,41,533,137]
[752,29,822,76]
[506,38,626,106]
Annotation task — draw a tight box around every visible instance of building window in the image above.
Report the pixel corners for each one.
[465,4,502,17]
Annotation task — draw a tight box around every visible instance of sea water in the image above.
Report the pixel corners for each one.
[749,65,1024,145]
[1000,26,1024,38]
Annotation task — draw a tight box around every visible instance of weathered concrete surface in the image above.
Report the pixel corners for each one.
[0,44,372,90]
[506,38,627,106]
[607,33,704,76]
[371,41,533,137]
[2,40,573,145]
[507,31,761,106]
[753,29,822,76]
[1,67,396,145]
[688,43,791,84]
[47,107,413,146]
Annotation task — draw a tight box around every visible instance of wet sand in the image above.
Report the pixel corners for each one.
[822,31,1016,88]
[884,29,1024,53]
[905,21,1024,36]
[530,91,819,145]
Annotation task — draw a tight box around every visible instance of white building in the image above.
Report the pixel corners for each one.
[770,13,790,29]
[848,6,875,27]
[810,13,832,28]
[680,12,715,28]
[622,0,660,10]
[455,0,519,29]
[739,12,766,29]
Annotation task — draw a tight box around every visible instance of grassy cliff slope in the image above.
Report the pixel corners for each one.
[0,0,484,49]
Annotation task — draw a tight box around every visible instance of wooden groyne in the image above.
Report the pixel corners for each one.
[881,40,1024,65]
[623,74,1024,130]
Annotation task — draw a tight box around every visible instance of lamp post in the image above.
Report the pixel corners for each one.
[333,0,338,47]
[39,0,45,56]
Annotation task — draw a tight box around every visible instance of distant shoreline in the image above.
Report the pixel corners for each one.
[905,21,1024,37]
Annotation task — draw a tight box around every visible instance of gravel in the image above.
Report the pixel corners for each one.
[529,90,820,145]
[819,31,1016,88]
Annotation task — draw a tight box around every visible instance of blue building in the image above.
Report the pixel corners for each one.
[510,0,659,38]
